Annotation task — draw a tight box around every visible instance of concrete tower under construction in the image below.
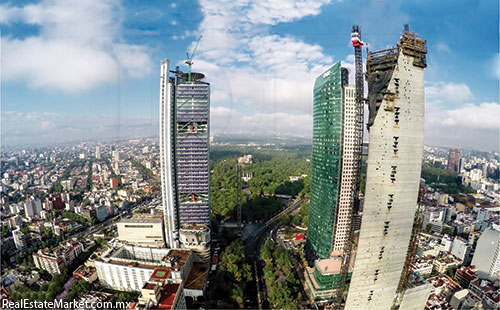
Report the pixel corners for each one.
[345,25,427,309]
[305,62,361,302]
[159,59,211,260]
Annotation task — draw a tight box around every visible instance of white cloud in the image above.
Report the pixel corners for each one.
[440,102,499,130]
[426,81,473,103]
[210,106,312,137]
[1,0,152,92]
[425,101,499,151]
[424,81,499,150]
[436,43,451,53]
[246,0,331,25]
[191,0,334,126]
[0,4,21,23]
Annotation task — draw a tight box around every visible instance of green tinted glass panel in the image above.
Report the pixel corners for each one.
[307,62,343,259]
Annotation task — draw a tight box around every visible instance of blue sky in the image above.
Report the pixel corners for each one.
[1,0,498,151]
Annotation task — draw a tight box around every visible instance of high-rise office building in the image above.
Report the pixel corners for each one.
[112,150,120,162]
[345,25,427,309]
[24,198,42,219]
[304,62,360,301]
[471,228,500,281]
[95,146,101,159]
[451,237,471,264]
[159,59,211,258]
[12,228,31,253]
[447,148,461,172]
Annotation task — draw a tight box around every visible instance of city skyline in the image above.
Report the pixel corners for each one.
[1,0,498,152]
[1,2,499,306]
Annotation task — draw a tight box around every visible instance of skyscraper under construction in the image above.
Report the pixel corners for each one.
[159,59,211,260]
[345,25,427,309]
[305,61,362,302]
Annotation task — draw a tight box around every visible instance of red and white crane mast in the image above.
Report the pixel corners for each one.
[333,24,366,310]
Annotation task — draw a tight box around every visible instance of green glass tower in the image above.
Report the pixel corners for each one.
[305,62,359,302]
[307,62,347,260]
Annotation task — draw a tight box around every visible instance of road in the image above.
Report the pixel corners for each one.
[246,197,306,257]
[244,197,307,309]
[70,195,157,241]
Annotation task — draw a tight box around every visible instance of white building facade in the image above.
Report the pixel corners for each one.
[332,86,359,251]
[471,228,500,280]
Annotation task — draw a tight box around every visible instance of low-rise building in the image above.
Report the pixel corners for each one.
[439,234,453,253]
[1,273,23,294]
[137,282,186,310]
[469,278,500,309]
[433,253,462,274]
[73,265,98,282]
[6,215,23,229]
[28,221,45,234]
[426,274,462,309]
[412,257,434,276]
[304,256,353,302]
[116,213,165,248]
[455,266,478,289]
[94,245,193,291]
[449,289,482,310]
[33,241,84,275]
[75,291,113,310]
[12,229,32,253]
[237,154,253,164]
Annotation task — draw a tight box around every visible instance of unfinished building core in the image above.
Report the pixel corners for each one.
[159,59,211,258]
[344,25,427,310]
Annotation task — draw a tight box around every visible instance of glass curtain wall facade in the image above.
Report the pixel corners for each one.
[175,83,210,225]
[307,62,346,260]
[305,62,358,302]
[159,59,210,249]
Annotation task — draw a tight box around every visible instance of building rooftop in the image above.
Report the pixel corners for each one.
[143,282,158,290]
[107,259,159,270]
[184,262,208,290]
[455,266,478,282]
[150,268,170,282]
[73,265,96,279]
[435,252,462,264]
[157,283,180,309]
[162,249,190,270]
[428,274,461,293]
[120,213,163,223]
[98,246,191,272]
[315,258,342,275]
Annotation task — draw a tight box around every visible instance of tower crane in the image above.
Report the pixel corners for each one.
[185,35,203,83]
[333,24,365,309]
[351,24,365,116]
